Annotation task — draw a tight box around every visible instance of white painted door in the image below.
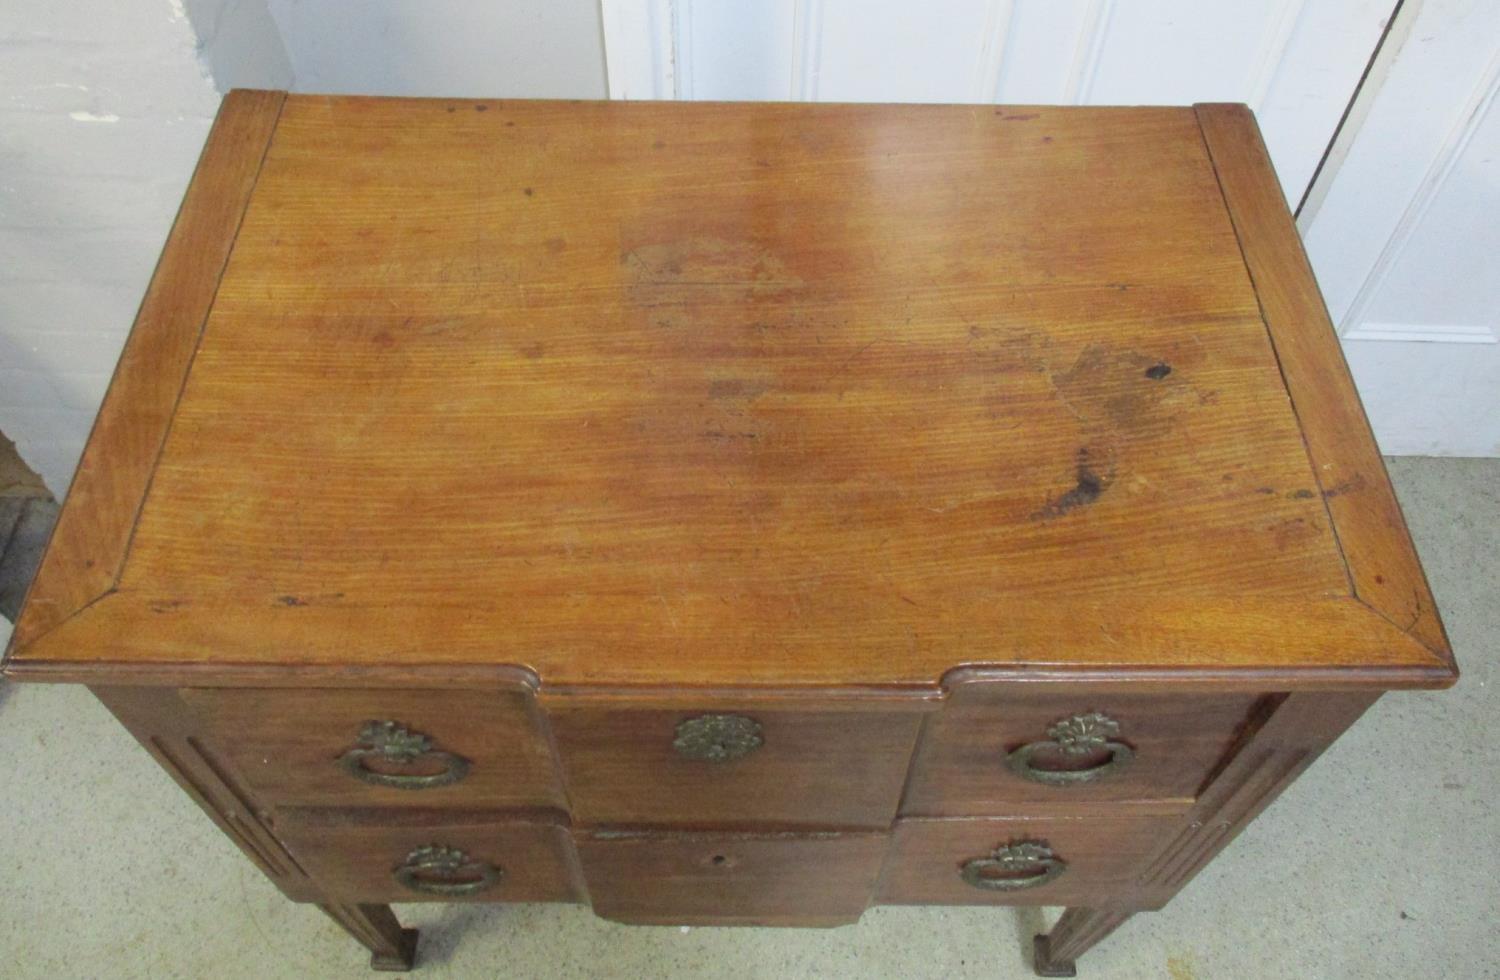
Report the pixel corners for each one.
[1300,0,1500,456]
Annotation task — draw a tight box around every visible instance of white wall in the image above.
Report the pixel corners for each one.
[266,0,607,98]
[0,0,221,494]
[1302,0,1500,456]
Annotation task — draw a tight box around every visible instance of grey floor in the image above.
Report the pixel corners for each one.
[1,456,1495,979]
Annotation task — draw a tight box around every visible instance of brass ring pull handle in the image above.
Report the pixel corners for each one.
[337,721,472,789]
[960,841,1067,892]
[1006,712,1133,786]
[393,845,502,896]
[673,714,763,761]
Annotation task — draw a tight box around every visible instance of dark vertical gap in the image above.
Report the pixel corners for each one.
[1294,0,1408,218]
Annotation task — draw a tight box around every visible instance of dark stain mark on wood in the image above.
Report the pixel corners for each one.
[708,379,771,400]
[653,140,666,150]
[274,593,344,608]
[1321,474,1367,499]
[523,187,534,197]
[474,104,489,112]
[1145,362,1172,380]
[994,111,1040,121]
[1051,343,1192,442]
[1270,516,1313,549]
[1032,449,1111,521]
[1256,485,1340,502]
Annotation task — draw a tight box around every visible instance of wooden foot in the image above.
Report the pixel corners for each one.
[369,929,420,972]
[318,902,420,971]
[1032,907,1133,977]
[1033,934,1077,977]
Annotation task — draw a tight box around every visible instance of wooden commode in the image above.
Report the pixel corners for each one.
[2,91,1456,975]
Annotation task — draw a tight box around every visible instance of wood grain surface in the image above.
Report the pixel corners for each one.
[274,808,583,904]
[4,96,1453,690]
[548,704,925,828]
[899,689,1267,814]
[1195,104,1452,665]
[178,686,567,810]
[576,828,890,925]
[877,812,1176,908]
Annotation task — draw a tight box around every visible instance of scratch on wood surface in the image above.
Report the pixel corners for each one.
[621,237,802,293]
[830,340,887,400]
[653,590,680,630]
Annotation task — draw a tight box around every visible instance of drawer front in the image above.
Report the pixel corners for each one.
[877,814,1172,908]
[548,706,924,828]
[275,810,582,903]
[903,690,1268,814]
[180,688,565,809]
[577,830,888,925]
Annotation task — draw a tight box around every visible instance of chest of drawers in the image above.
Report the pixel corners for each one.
[3,92,1455,976]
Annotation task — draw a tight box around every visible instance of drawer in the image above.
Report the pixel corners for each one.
[576,829,889,925]
[877,814,1173,908]
[274,809,582,903]
[902,689,1269,814]
[547,705,924,828]
[180,688,565,809]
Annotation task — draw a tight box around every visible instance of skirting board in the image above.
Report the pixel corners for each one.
[1344,322,1497,344]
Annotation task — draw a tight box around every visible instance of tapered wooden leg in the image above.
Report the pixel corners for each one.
[1032,907,1133,977]
[317,902,419,971]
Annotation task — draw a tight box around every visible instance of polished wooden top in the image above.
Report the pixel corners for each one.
[4,93,1454,690]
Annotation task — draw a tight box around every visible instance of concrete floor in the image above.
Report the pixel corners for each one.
[1,456,1495,979]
